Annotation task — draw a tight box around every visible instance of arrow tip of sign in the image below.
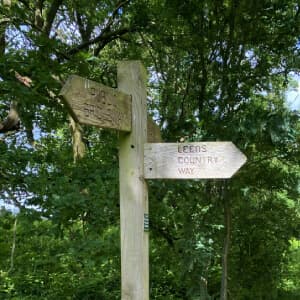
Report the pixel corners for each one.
[230,143,247,177]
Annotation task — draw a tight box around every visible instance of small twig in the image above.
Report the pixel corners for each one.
[8,218,17,273]
[0,17,10,25]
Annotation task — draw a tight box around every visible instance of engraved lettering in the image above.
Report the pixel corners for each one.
[88,87,97,96]
[178,167,194,175]
[84,103,95,117]
[178,144,207,153]
[82,97,123,128]
[177,156,220,165]
[94,90,106,105]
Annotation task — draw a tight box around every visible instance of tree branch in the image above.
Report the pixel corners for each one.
[16,0,30,9]
[0,71,32,134]
[69,115,86,162]
[8,218,17,273]
[104,0,131,31]
[67,0,132,55]
[34,0,44,29]
[67,26,133,55]
[220,182,230,300]
[0,17,10,25]
[0,102,20,133]
[0,0,11,56]
[43,0,63,36]
[75,11,92,43]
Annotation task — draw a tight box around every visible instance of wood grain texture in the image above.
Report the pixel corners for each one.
[144,142,247,179]
[60,75,132,131]
[147,117,162,142]
[118,61,149,300]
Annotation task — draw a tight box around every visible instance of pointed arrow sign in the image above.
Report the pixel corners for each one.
[144,142,247,179]
[60,75,132,132]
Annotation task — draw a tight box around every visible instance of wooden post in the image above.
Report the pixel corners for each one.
[117,61,149,300]
[60,60,247,300]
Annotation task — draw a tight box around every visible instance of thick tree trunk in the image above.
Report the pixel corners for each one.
[220,185,231,300]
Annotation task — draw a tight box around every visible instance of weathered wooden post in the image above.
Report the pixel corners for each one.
[117,61,149,300]
[60,61,150,300]
[60,60,247,300]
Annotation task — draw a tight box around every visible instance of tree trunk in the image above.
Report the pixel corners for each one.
[0,0,11,55]
[0,102,20,133]
[69,116,86,162]
[220,184,231,300]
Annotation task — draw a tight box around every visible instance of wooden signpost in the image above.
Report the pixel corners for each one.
[61,61,150,300]
[60,74,162,142]
[60,74,132,131]
[60,60,247,300]
[144,142,247,179]
[117,61,149,300]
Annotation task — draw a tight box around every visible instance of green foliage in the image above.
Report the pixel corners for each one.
[0,209,121,300]
[1,0,300,299]
[279,239,300,297]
